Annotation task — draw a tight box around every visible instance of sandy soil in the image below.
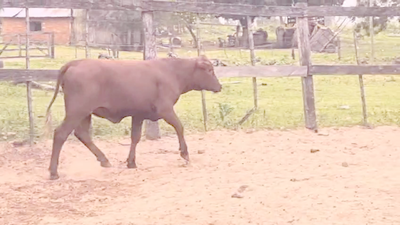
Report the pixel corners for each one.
[0,126,399,225]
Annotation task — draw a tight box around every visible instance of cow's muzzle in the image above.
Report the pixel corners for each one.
[213,85,222,93]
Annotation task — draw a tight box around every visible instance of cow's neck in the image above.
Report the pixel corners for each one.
[172,58,198,94]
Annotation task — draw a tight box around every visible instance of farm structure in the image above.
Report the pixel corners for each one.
[1,0,400,223]
[0,8,72,45]
[0,7,143,55]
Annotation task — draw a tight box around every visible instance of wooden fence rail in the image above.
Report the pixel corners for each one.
[3,0,400,17]
[2,65,400,82]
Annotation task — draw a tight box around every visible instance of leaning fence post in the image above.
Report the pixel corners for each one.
[296,3,318,132]
[142,7,161,140]
[237,15,258,126]
[25,8,34,145]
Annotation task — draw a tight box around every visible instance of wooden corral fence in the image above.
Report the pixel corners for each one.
[0,32,55,59]
[2,0,400,145]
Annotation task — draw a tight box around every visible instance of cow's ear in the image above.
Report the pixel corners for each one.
[198,55,208,60]
[197,60,208,69]
[196,55,210,69]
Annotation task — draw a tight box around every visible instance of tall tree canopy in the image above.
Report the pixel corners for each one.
[354,0,400,36]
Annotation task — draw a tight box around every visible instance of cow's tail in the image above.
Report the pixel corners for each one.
[44,63,71,138]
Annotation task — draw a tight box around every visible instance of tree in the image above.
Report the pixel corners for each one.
[174,12,210,48]
[154,11,210,48]
[210,0,264,47]
[354,0,400,36]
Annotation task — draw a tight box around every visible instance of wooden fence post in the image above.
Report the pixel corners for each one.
[25,8,34,145]
[353,30,369,126]
[142,9,161,140]
[50,33,55,58]
[296,2,318,132]
[83,9,93,135]
[196,15,208,131]
[369,0,375,64]
[337,36,341,60]
[48,33,55,59]
[18,34,22,57]
[85,9,90,59]
[70,9,78,59]
[69,9,74,46]
[47,33,51,58]
[247,15,258,109]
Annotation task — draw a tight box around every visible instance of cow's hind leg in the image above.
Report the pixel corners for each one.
[126,117,143,168]
[74,115,112,168]
[49,115,85,180]
[162,109,189,163]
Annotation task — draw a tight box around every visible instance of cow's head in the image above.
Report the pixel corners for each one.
[192,55,222,93]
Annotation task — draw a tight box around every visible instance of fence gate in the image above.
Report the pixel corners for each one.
[0,32,55,59]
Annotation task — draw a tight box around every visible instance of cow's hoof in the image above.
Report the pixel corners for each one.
[180,152,190,162]
[100,160,112,168]
[49,173,59,180]
[127,162,137,169]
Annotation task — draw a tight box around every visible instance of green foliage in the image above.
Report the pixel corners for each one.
[154,11,211,28]
[354,17,389,36]
[217,103,234,122]
[354,0,400,36]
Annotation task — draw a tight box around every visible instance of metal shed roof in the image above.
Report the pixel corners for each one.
[0,8,72,18]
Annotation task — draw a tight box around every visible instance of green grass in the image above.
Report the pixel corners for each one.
[2,28,400,142]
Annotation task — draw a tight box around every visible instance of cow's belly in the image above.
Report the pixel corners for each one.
[144,114,162,121]
[92,106,162,123]
[92,107,126,123]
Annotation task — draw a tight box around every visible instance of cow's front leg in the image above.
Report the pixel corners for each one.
[127,117,143,168]
[162,109,189,163]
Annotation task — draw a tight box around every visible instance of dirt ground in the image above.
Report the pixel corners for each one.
[0,126,399,225]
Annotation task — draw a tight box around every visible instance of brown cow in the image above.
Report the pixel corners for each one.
[45,55,222,180]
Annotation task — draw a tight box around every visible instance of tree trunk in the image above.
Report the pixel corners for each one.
[185,24,198,48]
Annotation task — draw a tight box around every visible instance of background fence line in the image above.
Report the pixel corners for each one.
[2,1,400,143]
